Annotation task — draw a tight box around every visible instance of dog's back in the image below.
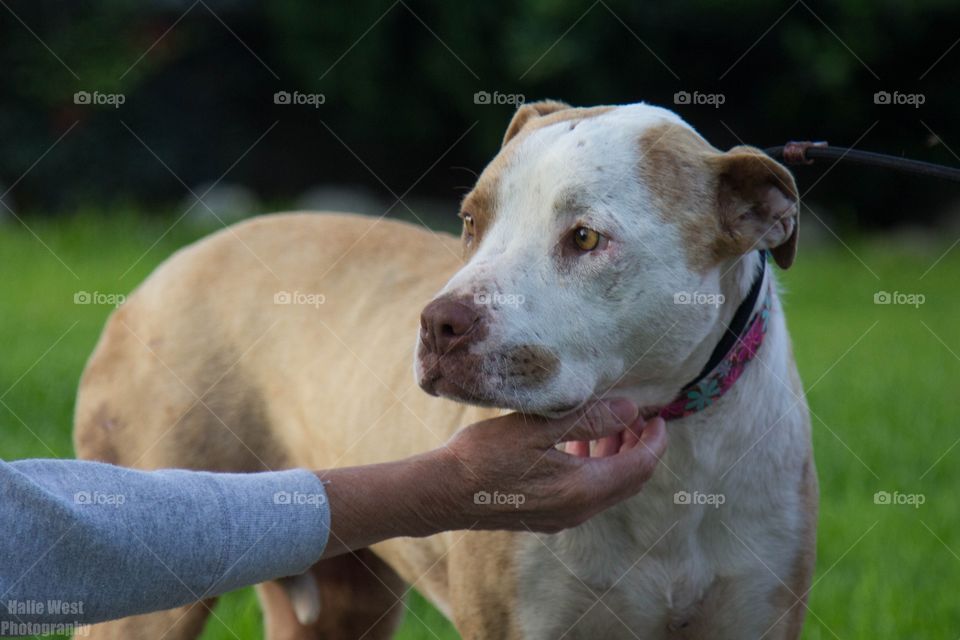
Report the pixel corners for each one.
[73,212,495,639]
[73,100,817,640]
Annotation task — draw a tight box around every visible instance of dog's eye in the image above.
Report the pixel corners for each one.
[461,213,476,239]
[573,226,601,251]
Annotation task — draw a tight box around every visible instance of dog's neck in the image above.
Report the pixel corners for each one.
[658,252,769,421]
[614,251,770,419]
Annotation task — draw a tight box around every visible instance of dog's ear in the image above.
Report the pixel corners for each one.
[502,100,572,147]
[709,146,799,269]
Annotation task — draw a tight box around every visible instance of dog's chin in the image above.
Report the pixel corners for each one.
[418,368,586,416]
[419,374,498,407]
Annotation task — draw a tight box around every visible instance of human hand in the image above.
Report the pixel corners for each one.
[441,398,667,533]
[318,398,667,558]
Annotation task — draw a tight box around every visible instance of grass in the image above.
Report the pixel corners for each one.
[1,210,959,638]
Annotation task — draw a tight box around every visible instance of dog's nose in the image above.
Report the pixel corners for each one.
[420,297,481,355]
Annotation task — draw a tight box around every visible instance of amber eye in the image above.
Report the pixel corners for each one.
[573,226,601,251]
[462,213,476,237]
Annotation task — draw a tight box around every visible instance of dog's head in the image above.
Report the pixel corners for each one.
[415,101,798,415]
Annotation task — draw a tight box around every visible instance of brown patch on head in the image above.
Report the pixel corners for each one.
[502,99,572,146]
[637,122,800,272]
[460,176,498,258]
[637,123,722,272]
[503,102,616,148]
[460,101,614,259]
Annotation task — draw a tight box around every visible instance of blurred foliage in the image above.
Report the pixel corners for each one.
[1,0,958,225]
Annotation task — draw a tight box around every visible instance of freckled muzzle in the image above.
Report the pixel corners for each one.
[416,294,560,405]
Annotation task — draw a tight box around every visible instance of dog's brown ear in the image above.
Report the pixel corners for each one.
[709,146,800,269]
[502,100,572,147]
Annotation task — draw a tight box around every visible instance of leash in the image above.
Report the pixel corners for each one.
[764,141,960,183]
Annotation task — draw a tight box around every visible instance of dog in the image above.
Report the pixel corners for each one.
[74,100,816,639]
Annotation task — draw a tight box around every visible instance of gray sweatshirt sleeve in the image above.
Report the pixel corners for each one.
[0,458,330,628]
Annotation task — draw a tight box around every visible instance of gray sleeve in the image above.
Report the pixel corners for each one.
[0,458,330,628]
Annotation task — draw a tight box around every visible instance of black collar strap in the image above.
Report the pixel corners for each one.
[680,250,767,392]
[656,250,771,421]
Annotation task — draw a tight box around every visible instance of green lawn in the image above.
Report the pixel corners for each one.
[2,211,959,639]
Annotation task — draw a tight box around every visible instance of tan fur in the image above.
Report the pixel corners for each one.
[637,123,724,272]
[462,101,614,257]
[81,600,217,639]
[771,451,819,639]
[637,123,799,272]
[74,214,524,639]
[710,146,799,269]
[258,551,406,639]
[501,100,573,147]
[459,175,498,257]
[447,531,525,639]
[767,352,819,639]
[504,103,615,149]
[73,104,814,640]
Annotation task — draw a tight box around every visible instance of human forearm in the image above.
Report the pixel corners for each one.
[317,398,668,557]
[0,459,329,625]
[318,449,462,558]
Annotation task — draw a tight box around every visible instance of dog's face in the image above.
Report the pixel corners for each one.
[415,101,799,415]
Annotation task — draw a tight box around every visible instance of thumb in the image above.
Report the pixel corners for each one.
[539,398,639,446]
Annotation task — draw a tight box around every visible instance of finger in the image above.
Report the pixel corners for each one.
[587,416,668,494]
[565,440,590,457]
[640,416,667,453]
[619,416,644,452]
[593,432,622,458]
[543,398,639,446]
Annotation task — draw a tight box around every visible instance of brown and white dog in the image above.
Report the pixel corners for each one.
[74,100,816,639]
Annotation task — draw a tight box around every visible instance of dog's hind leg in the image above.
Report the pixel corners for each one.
[76,599,218,640]
[73,304,291,640]
[257,549,407,640]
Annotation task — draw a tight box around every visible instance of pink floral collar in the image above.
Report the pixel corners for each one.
[659,263,771,421]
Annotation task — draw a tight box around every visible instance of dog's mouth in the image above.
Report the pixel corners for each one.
[417,342,579,414]
[417,348,499,406]
[420,362,540,410]
[419,368,490,405]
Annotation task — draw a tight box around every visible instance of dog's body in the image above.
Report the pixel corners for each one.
[74,102,816,639]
